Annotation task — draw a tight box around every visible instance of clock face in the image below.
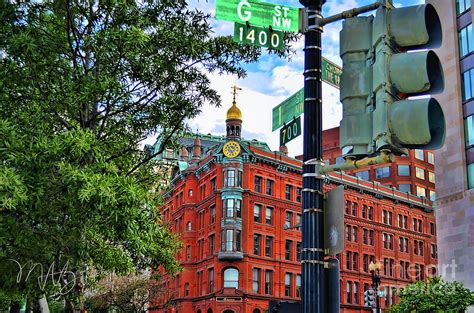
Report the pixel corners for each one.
[223,141,241,158]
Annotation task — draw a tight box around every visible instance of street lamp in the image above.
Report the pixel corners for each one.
[369,261,382,313]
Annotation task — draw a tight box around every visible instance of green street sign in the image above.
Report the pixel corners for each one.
[234,23,285,51]
[216,0,300,33]
[272,88,304,131]
[322,57,342,89]
[272,57,342,131]
[280,116,301,146]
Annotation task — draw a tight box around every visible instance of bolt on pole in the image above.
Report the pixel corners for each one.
[299,1,325,313]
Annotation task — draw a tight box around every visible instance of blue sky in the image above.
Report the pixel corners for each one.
[187,0,424,156]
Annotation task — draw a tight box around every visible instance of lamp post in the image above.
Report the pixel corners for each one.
[369,261,382,313]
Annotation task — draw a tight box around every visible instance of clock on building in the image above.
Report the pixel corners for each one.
[222,141,241,158]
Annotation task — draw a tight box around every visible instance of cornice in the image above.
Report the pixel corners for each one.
[250,154,302,174]
[326,175,433,213]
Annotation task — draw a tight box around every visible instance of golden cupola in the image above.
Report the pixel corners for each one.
[226,101,242,121]
[226,85,243,140]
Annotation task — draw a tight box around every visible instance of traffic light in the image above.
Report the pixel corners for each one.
[339,2,446,158]
[371,3,445,156]
[364,288,376,307]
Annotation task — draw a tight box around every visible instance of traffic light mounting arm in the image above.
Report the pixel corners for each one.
[313,151,395,176]
[302,1,381,32]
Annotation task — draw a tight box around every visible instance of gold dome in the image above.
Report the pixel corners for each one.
[226,101,242,120]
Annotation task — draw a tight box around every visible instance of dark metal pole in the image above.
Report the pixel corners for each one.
[375,269,381,313]
[299,1,325,313]
[326,258,340,312]
[371,269,381,313]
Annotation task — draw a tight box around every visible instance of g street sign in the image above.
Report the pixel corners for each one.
[216,0,300,33]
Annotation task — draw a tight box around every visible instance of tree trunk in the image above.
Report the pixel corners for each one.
[65,300,74,313]
[38,296,50,313]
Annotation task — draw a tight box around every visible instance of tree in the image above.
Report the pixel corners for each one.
[0,0,296,308]
[86,272,165,313]
[389,277,474,313]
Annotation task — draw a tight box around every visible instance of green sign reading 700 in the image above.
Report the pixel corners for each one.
[216,0,300,33]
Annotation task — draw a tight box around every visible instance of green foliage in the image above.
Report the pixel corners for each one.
[389,277,474,313]
[86,273,163,313]
[0,0,296,307]
[48,301,66,313]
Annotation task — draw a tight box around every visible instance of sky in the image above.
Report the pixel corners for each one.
[185,0,424,157]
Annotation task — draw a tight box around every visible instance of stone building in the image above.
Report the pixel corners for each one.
[428,0,474,302]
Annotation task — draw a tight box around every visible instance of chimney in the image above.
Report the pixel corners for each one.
[180,146,189,161]
[192,136,202,162]
[279,145,288,156]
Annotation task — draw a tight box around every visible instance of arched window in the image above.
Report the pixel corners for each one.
[223,310,235,313]
[197,310,202,313]
[207,309,213,313]
[187,221,192,231]
[253,309,261,313]
[223,268,239,288]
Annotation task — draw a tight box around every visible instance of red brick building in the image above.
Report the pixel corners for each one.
[149,100,438,313]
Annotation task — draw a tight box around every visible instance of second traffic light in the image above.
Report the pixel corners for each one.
[364,288,376,307]
[339,1,446,159]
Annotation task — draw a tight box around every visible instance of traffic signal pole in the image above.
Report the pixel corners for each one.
[297,1,444,312]
[299,1,325,313]
[298,2,383,313]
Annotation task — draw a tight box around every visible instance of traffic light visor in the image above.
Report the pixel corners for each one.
[389,50,444,96]
[388,4,442,49]
[388,98,445,150]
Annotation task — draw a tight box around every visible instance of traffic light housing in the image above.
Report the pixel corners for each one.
[364,288,376,307]
[339,2,446,158]
[339,15,374,159]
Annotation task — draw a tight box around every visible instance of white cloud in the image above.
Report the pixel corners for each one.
[187,72,287,141]
[325,0,361,17]
[270,65,302,94]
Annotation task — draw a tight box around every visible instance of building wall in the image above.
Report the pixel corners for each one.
[429,0,474,297]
